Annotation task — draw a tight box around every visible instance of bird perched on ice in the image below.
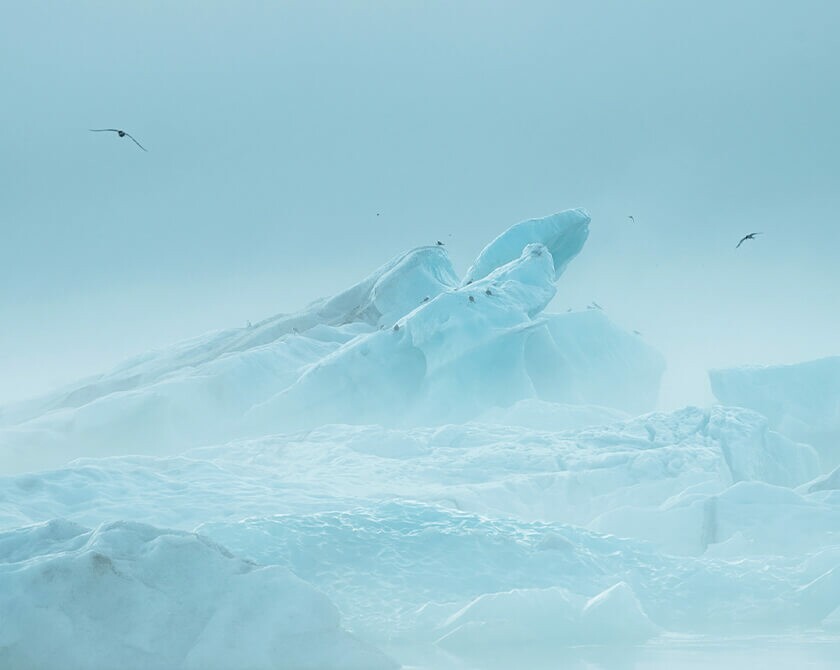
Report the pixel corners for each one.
[89,128,147,151]
[736,232,762,248]
[436,240,445,246]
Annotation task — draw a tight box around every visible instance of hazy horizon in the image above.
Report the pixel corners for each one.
[3,1,839,407]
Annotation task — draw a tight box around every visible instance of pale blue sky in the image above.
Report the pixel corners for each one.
[2,1,839,406]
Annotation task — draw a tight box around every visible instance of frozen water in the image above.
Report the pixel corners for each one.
[710,357,840,470]
[1,208,838,668]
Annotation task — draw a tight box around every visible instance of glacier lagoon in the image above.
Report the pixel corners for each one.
[1,209,839,669]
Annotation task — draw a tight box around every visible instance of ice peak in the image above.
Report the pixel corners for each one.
[464,208,591,285]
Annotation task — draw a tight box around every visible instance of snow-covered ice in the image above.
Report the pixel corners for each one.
[1,208,839,668]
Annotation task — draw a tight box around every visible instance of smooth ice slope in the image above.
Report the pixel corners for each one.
[0,209,664,472]
[0,520,396,670]
[710,357,840,469]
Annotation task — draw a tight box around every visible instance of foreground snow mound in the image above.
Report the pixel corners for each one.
[0,520,396,670]
[0,209,664,472]
[710,357,840,470]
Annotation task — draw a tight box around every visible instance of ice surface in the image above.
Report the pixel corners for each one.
[710,357,840,470]
[1,207,838,668]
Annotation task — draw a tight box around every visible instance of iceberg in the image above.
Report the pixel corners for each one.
[710,357,840,470]
[0,209,663,473]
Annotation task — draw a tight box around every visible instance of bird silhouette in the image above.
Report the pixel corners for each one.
[436,240,445,246]
[736,232,762,248]
[628,215,635,224]
[89,128,147,151]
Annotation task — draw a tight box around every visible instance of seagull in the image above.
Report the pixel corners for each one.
[736,232,762,248]
[89,128,147,151]
[628,215,635,223]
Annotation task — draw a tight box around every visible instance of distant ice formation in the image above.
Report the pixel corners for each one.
[710,357,840,469]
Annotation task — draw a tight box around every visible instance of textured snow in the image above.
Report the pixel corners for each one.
[710,357,840,469]
[1,207,838,668]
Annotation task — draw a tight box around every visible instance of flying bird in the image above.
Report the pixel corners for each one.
[89,128,147,151]
[628,215,635,224]
[736,232,762,249]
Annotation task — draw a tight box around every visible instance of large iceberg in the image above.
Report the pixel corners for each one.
[710,357,840,470]
[0,208,664,473]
